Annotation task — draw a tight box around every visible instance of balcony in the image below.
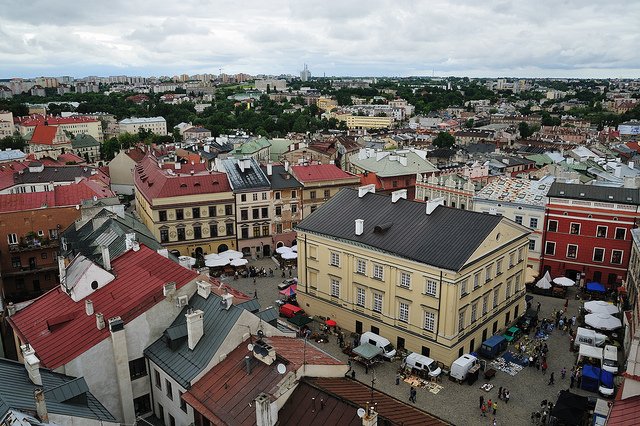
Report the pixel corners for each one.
[9,238,59,253]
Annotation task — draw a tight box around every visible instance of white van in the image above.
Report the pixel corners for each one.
[574,327,607,349]
[602,345,618,374]
[403,352,442,378]
[359,332,396,360]
[450,354,479,382]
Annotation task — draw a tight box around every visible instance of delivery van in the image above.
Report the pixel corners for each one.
[479,335,508,359]
[450,353,479,382]
[602,345,618,374]
[279,303,305,318]
[574,327,607,349]
[403,352,442,378]
[360,332,396,360]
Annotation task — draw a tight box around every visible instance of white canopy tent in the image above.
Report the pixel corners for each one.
[217,250,243,260]
[584,301,619,315]
[230,258,249,267]
[536,276,552,290]
[205,256,230,267]
[276,246,292,254]
[584,313,622,331]
[281,251,298,260]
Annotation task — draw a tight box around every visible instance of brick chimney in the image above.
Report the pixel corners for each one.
[34,388,49,423]
[186,310,204,350]
[21,344,42,386]
[255,393,276,426]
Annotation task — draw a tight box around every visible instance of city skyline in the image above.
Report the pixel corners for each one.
[1,0,639,79]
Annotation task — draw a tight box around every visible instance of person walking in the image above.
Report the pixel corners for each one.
[492,400,497,415]
[396,373,401,385]
[561,367,567,380]
[409,387,417,403]
[504,390,510,404]
[537,301,541,313]
[480,395,484,409]
[542,361,548,374]
[481,402,487,417]
[564,298,569,311]
[498,386,503,400]
[570,371,575,388]
[548,372,555,385]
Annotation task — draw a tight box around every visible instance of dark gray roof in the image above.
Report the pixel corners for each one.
[548,182,640,204]
[14,165,95,184]
[144,292,261,388]
[62,209,164,267]
[0,358,115,422]
[219,157,271,192]
[256,306,279,324]
[296,188,508,271]
[71,134,100,149]
[263,165,303,190]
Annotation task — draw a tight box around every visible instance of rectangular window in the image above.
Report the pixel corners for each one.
[425,279,437,296]
[253,226,260,237]
[496,258,503,275]
[226,223,234,236]
[399,301,409,323]
[324,189,330,199]
[276,223,283,234]
[262,225,269,236]
[310,205,317,213]
[134,394,152,416]
[593,248,605,262]
[7,233,17,245]
[356,288,365,307]
[210,225,218,237]
[275,206,282,216]
[225,205,233,215]
[165,379,173,400]
[529,218,538,229]
[528,239,536,251]
[154,370,161,389]
[292,190,297,198]
[570,223,580,235]
[330,252,340,267]
[241,228,249,239]
[424,311,435,332]
[275,191,281,200]
[241,210,249,221]
[330,278,340,297]
[129,358,147,380]
[49,229,59,240]
[193,226,202,239]
[545,241,556,256]
[612,250,623,265]
[356,258,366,274]
[567,244,578,259]
[460,279,468,297]
[262,192,268,200]
[547,220,558,232]
[192,208,200,219]
[252,208,260,219]
[176,209,184,220]
[506,282,512,299]
[177,228,185,241]
[241,194,247,202]
[373,264,384,280]
[518,247,524,262]
[458,310,465,332]
[493,288,499,308]
[596,226,607,238]
[160,229,169,243]
[474,272,480,289]
[483,294,489,315]
[485,265,492,282]
[615,227,626,240]
[471,303,477,322]
[179,392,187,413]
[208,206,217,217]
[373,293,383,313]
[400,272,411,288]
[252,193,258,201]
[514,215,523,225]
[261,207,269,218]
[291,204,298,214]
[310,190,317,199]
[159,211,167,222]
[11,257,21,268]
[509,252,516,267]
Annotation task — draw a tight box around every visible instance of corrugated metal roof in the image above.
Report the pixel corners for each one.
[296,188,510,271]
[0,358,115,422]
[349,149,438,177]
[263,164,302,190]
[548,182,640,204]
[290,164,360,183]
[219,157,271,192]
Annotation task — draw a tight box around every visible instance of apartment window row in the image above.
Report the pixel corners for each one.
[545,242,623,264]
[240,192,269,202]
[158,205,232,222]
[547,220,627,240]
[160,224,234,243]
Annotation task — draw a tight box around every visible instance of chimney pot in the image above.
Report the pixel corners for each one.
[266,163,273,176]
[391,189,407,203]
[96,313,105,330]
[21,344,42,386]
[355,219,364,236]
[85,300,94,316]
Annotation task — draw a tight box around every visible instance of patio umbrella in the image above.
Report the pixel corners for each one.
[525,267,538,284]
[586,282,606,293]
[178,256,196,266]
[291,245,298,252]
[205,256,230,267]
[230,258,248,267]
[204,252,222,260]
[584,313,622,330]
[276,246,292,254]
[279,285,297,296]
[536,276,552,289]
[281,251,297,260]
[584,300,619,315]
[325,319,337,327]
[543,270,552,283]
[553,277,576,287]
[217,250,243,260]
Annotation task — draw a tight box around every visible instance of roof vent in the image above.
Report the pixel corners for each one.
[252,339,276,365]
[163,281,177,297]
[197,281,212,299]
[374,222,392,233]
[426,197,445,215]
[358,184,376,198]
[391,189,407,203]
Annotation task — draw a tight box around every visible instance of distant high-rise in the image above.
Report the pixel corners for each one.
[300,64,311,82]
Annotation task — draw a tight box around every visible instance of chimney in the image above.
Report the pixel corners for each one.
[197,281,212,299]
[34,389,49,423]
[85,300,94,316]
[362,407,378,426]
[186,309,204,350]
[96,313,105,330]
[222,292,233,310]
[7,302,16,316]
[391,189,407,203]
[58,256,66,285]
[163,281,177,298]
[284,160,289,172]
[355,219,364,236]
[266,163,273,176]
[358,184,376,198]
[238,158,246,172]
[255,393,276,426]
[125,233,136,251]
[175,162,182,170]
[245,355,252,375]
[21,344,42,386]
[426,197,445,215]
[100,245,111,271]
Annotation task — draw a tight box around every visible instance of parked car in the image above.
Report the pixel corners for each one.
[503,326,522,342]
[516,308,538,333]
[278,278,298,290]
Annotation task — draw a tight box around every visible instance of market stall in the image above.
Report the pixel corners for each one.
[352,342,384,369]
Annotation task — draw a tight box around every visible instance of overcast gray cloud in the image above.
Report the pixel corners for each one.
[0,0,638,78]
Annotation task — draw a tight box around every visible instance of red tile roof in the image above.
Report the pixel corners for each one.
[0,161,28,190]
[290,164,359,183]
[125,148,146,162]
[30,125,58,145]
[608,384,640,426]
[9,245,198,369]
[182,337,344,426]
[16,115,99,127]
[57,152,86,164]
[134,156,232,202]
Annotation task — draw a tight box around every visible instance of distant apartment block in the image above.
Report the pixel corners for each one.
[118,116,167,136]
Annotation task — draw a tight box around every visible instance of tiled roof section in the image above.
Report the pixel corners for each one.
[0,180,113,213]
[57,152,87,164]
[306,136,361,156]
[265,336,343,368]
[144,292,257,388]
[290,164,359,183]
[281,377,450,426]
[134,156,232,202]
[71,134,100,148]
[474,176,554,206]
[13,165,98,184]
[0,161,27,190]
[608,390,640,425]
[8,245,198,369]
[349,150,438,177]
[296,188,509,271]
[262,164,302,190]
[125,148,146,162]
[218,157,271,191]
[182,337,344,426]
[234,137,271,155]
[0,358,115,422]
[30,125,58,145]
[548,182,640,204]
[16,115,98,127]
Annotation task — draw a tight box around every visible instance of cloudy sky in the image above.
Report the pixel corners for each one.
[1,0,638,79]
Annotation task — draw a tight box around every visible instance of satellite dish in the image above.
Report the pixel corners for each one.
[247,344,254,352]
[276,363,286,374]
[357,408,366,418]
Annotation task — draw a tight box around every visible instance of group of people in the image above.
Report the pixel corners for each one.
[479,395,499,416]
[530,399,555,425]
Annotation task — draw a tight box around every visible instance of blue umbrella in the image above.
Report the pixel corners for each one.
[586,282,605,293]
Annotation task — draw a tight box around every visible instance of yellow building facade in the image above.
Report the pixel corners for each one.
[296,188,530,366]
[334,113,394,129]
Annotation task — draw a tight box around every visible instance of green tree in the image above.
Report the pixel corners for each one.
[0,134,26,151]
[518,122,535,138]
[464,118,475,129]
[100,137,121,161]
[433,132,455,148]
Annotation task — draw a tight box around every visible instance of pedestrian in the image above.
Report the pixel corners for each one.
[253,277,256,285]
[480,395,484,409]
[289,267,292,277]
[365,364,369,374]
[396,373,401,385]
[564,298,569,311]
[576,368,582,387]
[409,387,416,403]
[498,386,503,400]
[493,418,497,426]
[542,361,548,374]
[571,315,576,326]
[505,390,510,404]
[548,372,555,385]
[351,370,356,380]
[282,269,286,278]
[537,301,541,313]
[481,402,487,417]
[492,400,497,415]
[570,372,575,388]
[488,399,492,412]
[561,367,566,379]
